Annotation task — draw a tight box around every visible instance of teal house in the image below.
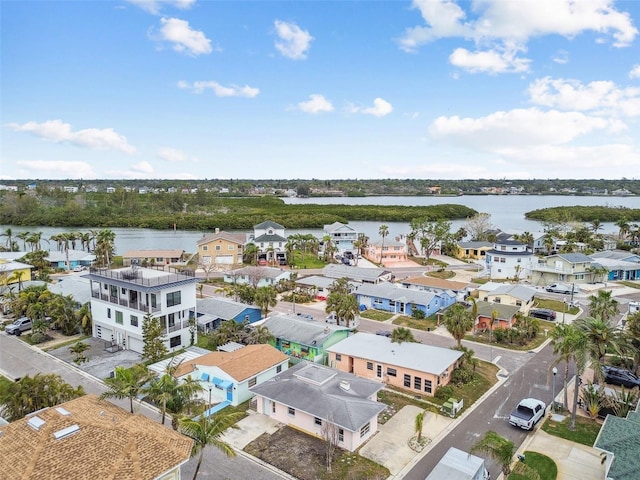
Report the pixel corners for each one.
[261,314,351,364]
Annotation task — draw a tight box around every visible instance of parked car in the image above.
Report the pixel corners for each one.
[509,398,546,430]
[5,317,33,335]
[545,283,578,294]
[603,366,640,389]
[375,330,392,337]
[529,308,557,321]
[73,265,86,272]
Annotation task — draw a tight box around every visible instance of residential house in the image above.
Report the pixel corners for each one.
[248,220,288,265]
[0,394,193,480]
[223,266,291,288]
[590,250,640,281]
[122,249,185,268]
[87,266,197,353]
[250,361,385,452]
[474,301,521,330]
[47,275,92,306]
[194,297,262,332]
[485,240,534,280]
[456,241,493,260]
[294,275,340,300]
[46,249,95,271]
[172,344,290,409]
[530,253,596,286]
[593,401,640,480]
[365,239,408,266]
[196,230,245,267]
[322,264,392,284]
[399,276,473,303]
[355,282,455,317]
[0,258,32,286]
[261,313,351,364]
[480,284,536,313]
[326,332,463,397]
[323,221,358,254]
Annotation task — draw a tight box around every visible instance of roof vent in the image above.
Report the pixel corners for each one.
[55,407,72,416]
[53,424,80,440]
[339,380,351,391]
[28,416,46,431]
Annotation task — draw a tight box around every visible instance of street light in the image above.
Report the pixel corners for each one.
[551,367,558,413]
[208,385,212,415]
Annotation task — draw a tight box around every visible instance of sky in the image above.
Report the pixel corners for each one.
[1,0,640,181]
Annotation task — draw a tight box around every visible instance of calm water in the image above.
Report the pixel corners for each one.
[3,195,638,254]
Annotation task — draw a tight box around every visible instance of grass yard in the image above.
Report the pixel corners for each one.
[466,319,556,351]
[541,414,602,446]
[508,451,557,480]
[289,252,328,269]
[534,298,580,315]
[392,315,439,331]
[359,310,395,322]
[426,270,456,280]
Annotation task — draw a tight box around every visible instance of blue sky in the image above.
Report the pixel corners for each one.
[2,0,639,180]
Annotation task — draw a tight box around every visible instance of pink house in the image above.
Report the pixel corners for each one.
[250,361,385,452]
[365,239,408,265]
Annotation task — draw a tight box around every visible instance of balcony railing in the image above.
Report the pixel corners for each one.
[91,290,161,313]
[166,321,189,334]
[88,266,194,287]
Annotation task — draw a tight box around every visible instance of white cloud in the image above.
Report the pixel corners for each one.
[158,17,212,56]
[528,77,640,117]
[362,98,393,117]
[177,80,259,97]
[15,160,97,179]
[630,65,640,79]
[274,20,313,60]
[7,119,136,154]
[552,50,569,64]
[127,0,195,15]
[398,0,638,72]
[449,46,530,74]
[297,94,334,114]
[157,147,187,162]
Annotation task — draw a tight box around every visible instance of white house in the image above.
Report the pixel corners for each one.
[223,266,291,288]
[248,220,288,265]
[485,240,534,280]
[323,221,358,254]
[87,266,197,353]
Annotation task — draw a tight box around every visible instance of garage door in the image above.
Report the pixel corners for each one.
[128,336,144,354]
[215,255,233,264]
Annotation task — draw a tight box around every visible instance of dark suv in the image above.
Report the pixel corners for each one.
[603,366,640,389]
[528,308,556,321]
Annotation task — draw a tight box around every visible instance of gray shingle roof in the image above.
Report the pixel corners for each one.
[263,314,349,346]
[249,361,385,431]
[47,275,92,305]
[488,284,536,302]
[355,283,438,305]
[475,301,520,321]
[594,403,640,480]
[554,253,593,263]
[253,233,288,243]
[196,297,258,320]
[254,220,285,230]
[326,332,463,376]
[323,264,390,283]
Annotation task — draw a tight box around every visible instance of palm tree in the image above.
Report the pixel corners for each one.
[1,227,13,251]
[254,286,277,317]
[101,364,153,413]
[325,278,359,328]
[615,218,630,241]
[588,290,619,325]
[590,219,602,235]
[391,327,416,344]
[68,341,91,365]
[16,230,30,251]
[378,224,389,264]
[550,323,579,410]
[625,311,640,374]
[471,431,518,477]
[414,411,424,443]
[143,373,179,426]
[94,229,116,267]
[179,411,244,480]
[575,316,626,383]
[245,324,275,345]
[443,303,473,347]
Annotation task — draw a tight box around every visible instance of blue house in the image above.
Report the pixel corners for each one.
[194,297,262,332]
[590,250,640,281]
[354,283,455,317]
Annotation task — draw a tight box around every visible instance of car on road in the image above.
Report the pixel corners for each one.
[5,317,33,335]
[545,283,578,294]
[603,366,640,389]
[528,308,557,321]
[509,397,546,430]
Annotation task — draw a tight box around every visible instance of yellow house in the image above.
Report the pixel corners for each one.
[0,259,32,286]
[197,230,246,267]
[456,241,493,260]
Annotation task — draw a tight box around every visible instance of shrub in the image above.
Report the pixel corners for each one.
[30,332,47,344]
[411,309,426,320]
[452,366,474,386]
[435,385,454,401]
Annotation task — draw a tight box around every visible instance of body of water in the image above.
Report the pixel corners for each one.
[2,195,638,255]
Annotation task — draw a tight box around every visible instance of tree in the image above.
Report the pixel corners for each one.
[76,302,93,335]
[0,373,85,421]
[69,341,90,365]
[471,431,539,479]
[325,277,359,328]
[414,411,424,443]
[464,213,494,241]
[410,218,452,262]
[1,227,14,251]
[625,311,640,374]
[142,313,168,362]
[391,327,416,344]
[179,411,243,480]
[588,290,619,325]
[575,316,626,384]
[143,373,177,426]
[101,364,153,413]
[320,414,340,473]
[94,229,116,267]
[245,324,275,345]
[49,294,80,335]
[378,224,389,264]
[443,303,473,347]
[550,323,578,410]
[254,285,277,317]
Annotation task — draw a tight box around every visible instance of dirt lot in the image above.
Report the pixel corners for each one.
[244,426,389,480]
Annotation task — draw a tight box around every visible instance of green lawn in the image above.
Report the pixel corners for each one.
[541,414,602,446]
[288,252,328,269]
[392,315,439,331]
[534,298,579,315]
[359,310,394,322]
[508,451,557,480]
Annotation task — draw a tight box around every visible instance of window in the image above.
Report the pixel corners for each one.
[387,368,397,377]
[288,407,295,417]
[404,374,411,387]
[215,245,221,251]
[314,417,322,426]
[276,365,282,373]
[414,376,422,390]
[335,354,342,361]
[96,325,102,337]
[367,362,373,370]
[107,308,111,319]
[272,402,276,414]
[248,377,257,387]
[150,294,157,308]
[115,311,123,325]
[202,245,208,251]
[360,422,370,437]
[228,245,234,251]
[130,315,138,327]
[170,336,181,348]
[338,428,344,442]
[167,291,181,307]
[110,285,118,297]
[376,365,382,377]
[424,380,432,394]
[168,313,176,327]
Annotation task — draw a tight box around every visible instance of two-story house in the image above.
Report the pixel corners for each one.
[248,220,288,266]
[530,253,595,286]
[87,266,197,353]
[480,284,536,314]
[365,239,408,266]
[196,230,245,267]
[326,332,463,397]
[485,240,534,280]
[323,222,358,255]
